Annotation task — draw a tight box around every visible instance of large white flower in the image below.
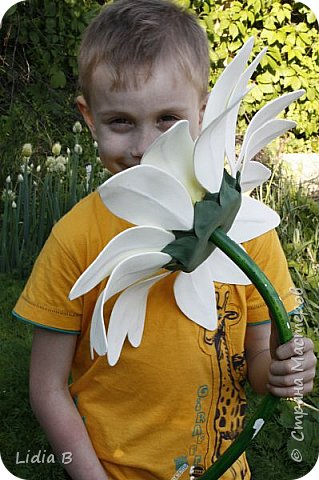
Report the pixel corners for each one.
[69,37,304,366]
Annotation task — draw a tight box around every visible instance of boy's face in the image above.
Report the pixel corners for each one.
[78,60,207,174]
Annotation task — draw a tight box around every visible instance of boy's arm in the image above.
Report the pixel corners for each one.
[29,327,111,480]
[245,322,316,396]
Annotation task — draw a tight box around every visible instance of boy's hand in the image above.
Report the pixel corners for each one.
[267,334,317,397]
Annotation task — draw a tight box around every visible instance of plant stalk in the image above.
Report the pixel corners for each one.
[199,228,293,479]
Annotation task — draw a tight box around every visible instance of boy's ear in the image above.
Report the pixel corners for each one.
[199,92,210,128]
[76,96,97,139]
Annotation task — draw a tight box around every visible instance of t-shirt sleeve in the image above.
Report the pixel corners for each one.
[13,228,83,334]
[244,229,298,326]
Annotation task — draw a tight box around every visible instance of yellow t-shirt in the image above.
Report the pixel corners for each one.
[14,191,297,480]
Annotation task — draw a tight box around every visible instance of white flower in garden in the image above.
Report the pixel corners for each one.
[52,142,62,156]
[70,37,304,366]
[20,164,32,174]
[85,164,92,189]
[5,176,11,184]
[12,201,17,209]
[2,189,16,201]
[17,174,24,183]
[74,144,83,155]
[36,165,41,173]
[21,143,32,158]
[73,121,83,134]
[46,155,68,174]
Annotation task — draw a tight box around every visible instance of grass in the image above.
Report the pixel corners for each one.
[0,275,68,479]
[0,173,318,479]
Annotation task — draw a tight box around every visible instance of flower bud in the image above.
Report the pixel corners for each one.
[22,143,32,157]
[12,201,17,209]
[73,121,83,134]
[74,144,83,155]
[17,174,24,182]
[52,142,62,156]
[93,141,98,149]
[36,165,41,173]
[6,175,11,184]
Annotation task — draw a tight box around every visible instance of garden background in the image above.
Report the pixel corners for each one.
[0,0,318,479]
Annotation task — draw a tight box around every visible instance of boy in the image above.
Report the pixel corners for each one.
[13,1,316,479]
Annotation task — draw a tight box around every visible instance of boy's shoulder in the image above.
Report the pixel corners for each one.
[51,191,131,261]
[242,228,288,272]
[52,191,105,240]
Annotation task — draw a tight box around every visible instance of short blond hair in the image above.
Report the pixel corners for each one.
[78,0,210,104]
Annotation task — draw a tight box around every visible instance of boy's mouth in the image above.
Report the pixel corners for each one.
[119,160,141,170]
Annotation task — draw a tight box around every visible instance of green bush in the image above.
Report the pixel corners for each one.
[179,0,319,142]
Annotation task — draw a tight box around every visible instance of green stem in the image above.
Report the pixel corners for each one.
[199,228,293,480]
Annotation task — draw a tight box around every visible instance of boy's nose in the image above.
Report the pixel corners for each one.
[131,127,160,159]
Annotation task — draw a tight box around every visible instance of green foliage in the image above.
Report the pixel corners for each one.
[0,122,110,276]
[203,1,319,141]
[0,0,101,185]
[177,0,319,145]
[246,387,319,479]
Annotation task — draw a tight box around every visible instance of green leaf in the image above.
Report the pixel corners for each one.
[307,88,316,101]
[229,23,239,40]
[277,11,286,24]
[259,83,274,94]
[291,76,302,90]
[247,10,255,24]
[50,70,67,89]
[299,32,312,45]
[250,85,264,101]
[264,18,276,31]
[29,31,40,44]
[286,32,296,46]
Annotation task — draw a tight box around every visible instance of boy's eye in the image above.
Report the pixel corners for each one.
[158,115,180,130]
[107,117,133,131]
[160,115,179,122]
[110,118,131,125]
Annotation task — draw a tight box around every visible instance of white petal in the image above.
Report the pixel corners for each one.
[238,90,305,165]
[107,272,170,366]
[194,115,227,193]
[101,251,171,305]
[90,251,171,358]
[98,164,194,230]
[69,226,174,300]
[141,120,205,203]
[202,37,255,130]
[174,267,218,331]
[194,91,248,193]
[201,247,251,285]
[240,161,271,193]
[243,119,297,165]
[225,48,268,171]
[90,290,108,358]
[227,196,280,243]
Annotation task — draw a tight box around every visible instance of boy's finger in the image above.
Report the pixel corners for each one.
[275,337,314,360]
[267,368,316,387]
[267,380,314,397]
[269,353,317,375]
